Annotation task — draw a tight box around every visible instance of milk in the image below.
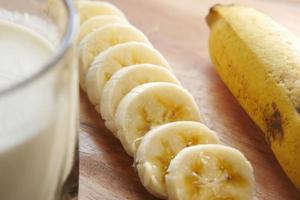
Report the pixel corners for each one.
[0,10,76,200]
[0,20,54,90]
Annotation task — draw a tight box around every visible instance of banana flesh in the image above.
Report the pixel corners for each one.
[207,4,300,190]
[76,1,256,199]
[166,144,255,200]
[78,15,128,43]
[100,64,180,134]
[86,41,171,109]
[135,121,219,198]
[75,0,126,24]
[79,24,151,90]
[115,82,202,156]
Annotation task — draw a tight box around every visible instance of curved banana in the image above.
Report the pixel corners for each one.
[79,25,151,90]
[135,121,219,198]
[207,4,300,189]
[101,64,180,133]
[75,0,126,24]
[166,144,255,200]
[85,42,170,107]
[78,15,128,43]
[115,82,202,156]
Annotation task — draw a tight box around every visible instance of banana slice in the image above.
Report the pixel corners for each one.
[75,0,126,24]
[79,24,151,90]
[73,0,86,8]
[166,144,255,200]
[78,15,128,43]
[135,121,220,198]
[85,42,171,107]
[115,82,202,156]
[101,64,180,133]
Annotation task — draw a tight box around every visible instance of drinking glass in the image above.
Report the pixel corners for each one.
[0,0,78,200]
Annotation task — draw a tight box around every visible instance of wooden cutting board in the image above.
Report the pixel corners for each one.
[79,0,300,199]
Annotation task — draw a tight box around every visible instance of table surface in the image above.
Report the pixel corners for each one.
[79,0,300,199]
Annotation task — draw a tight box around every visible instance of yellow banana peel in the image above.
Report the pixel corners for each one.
[207,4,300,190]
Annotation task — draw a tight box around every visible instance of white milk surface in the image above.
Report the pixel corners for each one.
[0,10,74,200]
[0,19,54,90]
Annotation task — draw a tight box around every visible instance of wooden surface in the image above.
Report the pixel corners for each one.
[79,0,300,199]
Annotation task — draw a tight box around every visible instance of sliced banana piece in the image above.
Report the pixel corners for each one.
[166,144,255,200]
[115,82,202,156]
[75,0,126,24]
[85,42,170,107]
[135,121,220,199]
[101,64,180,133]
[73,0,87,8]
[78,15,128,43]
[79,24,151,90]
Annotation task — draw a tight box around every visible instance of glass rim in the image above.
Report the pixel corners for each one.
[0,0,78,98]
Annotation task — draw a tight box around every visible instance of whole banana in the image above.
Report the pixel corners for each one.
[207,5,300,190]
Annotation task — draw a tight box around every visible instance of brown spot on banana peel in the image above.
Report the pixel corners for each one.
[264,103,284,144]
[296,106,300,115]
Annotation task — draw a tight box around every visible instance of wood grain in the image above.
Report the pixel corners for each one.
[79,0,300,199]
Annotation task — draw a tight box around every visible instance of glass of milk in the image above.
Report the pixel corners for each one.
[0,0,78,200]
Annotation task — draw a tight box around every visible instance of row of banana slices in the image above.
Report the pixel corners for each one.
[75,1,255,199]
